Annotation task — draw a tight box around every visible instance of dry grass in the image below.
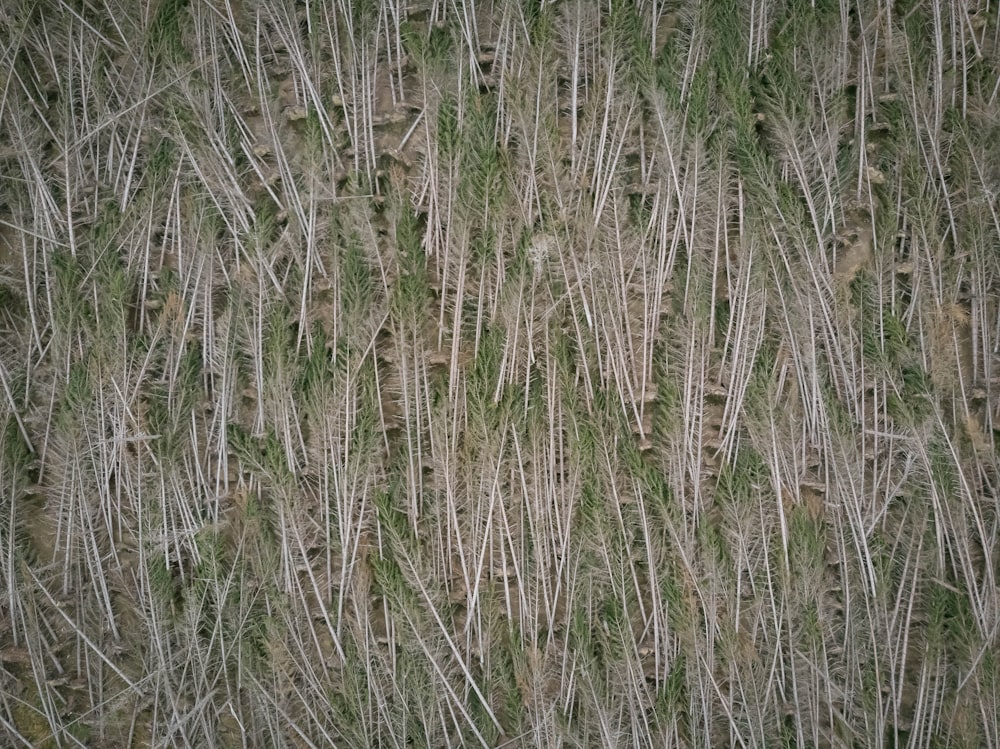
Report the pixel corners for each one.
[1,0,999,746]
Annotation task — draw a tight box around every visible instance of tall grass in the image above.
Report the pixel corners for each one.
[2,0,998,746]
